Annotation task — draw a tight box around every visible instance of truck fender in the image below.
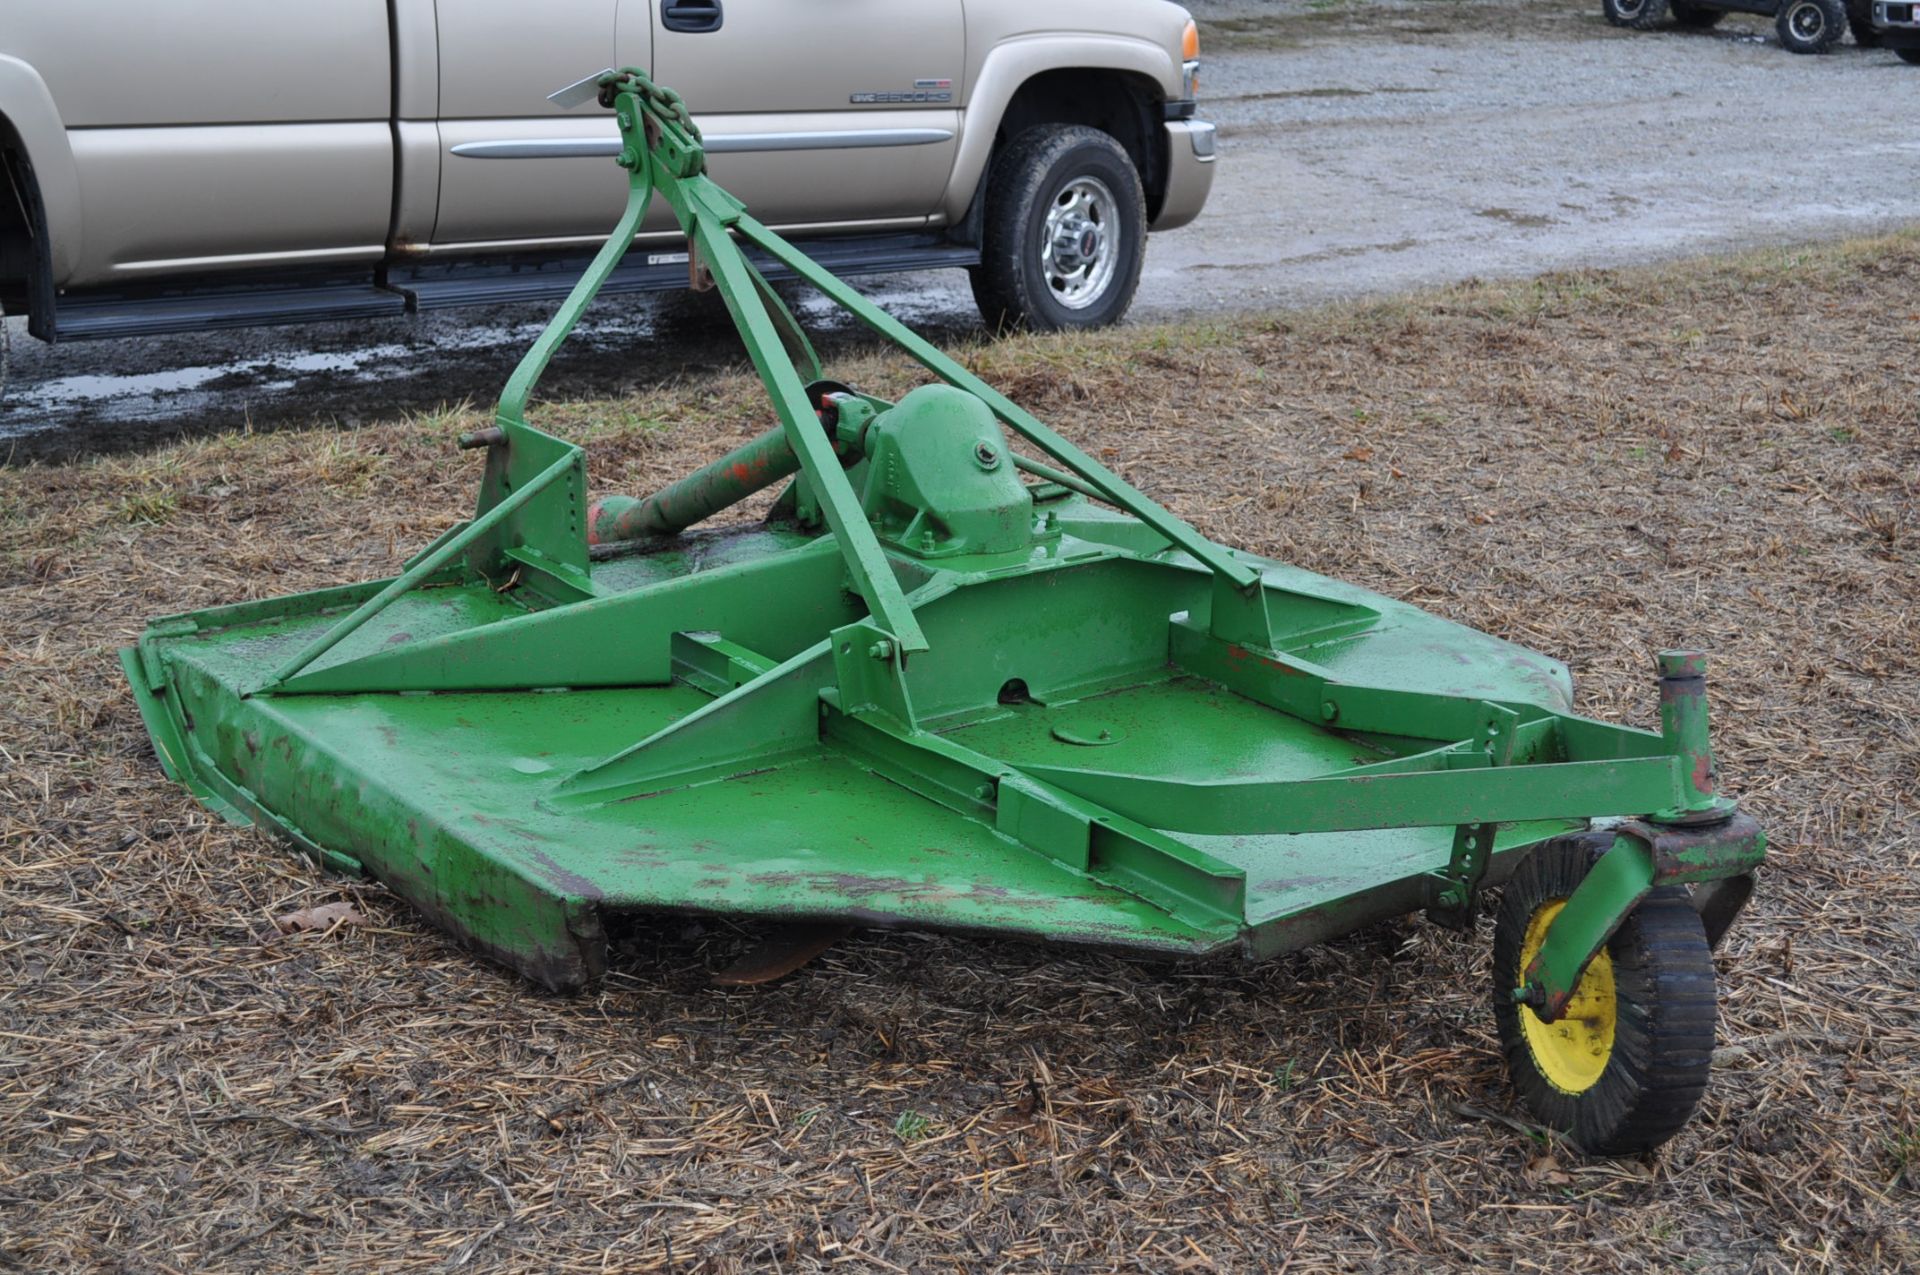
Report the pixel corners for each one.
[944,35,1177,226]
[0,55,81,284]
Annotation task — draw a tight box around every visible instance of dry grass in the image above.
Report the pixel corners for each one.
[3,233,1918,1272]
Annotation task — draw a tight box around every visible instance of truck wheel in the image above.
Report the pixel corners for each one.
[1901,46,1920,62]
[1602,0,1669,30]
[970,125,1146,333]
[1777,0,1846,50]
[1670,0,1726,26]
[1848,7,1882,44]
[1492,841,1718,1156]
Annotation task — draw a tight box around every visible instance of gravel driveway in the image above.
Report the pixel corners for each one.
[3,0,1914,457]
[1157,0,1917,309]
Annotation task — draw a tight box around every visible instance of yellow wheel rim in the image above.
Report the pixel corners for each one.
[1517,899,1616,1095]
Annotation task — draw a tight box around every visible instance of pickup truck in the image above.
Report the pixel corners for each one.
[0,1,1216,345]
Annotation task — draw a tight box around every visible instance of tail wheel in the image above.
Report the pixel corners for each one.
[1603,0,1670,29]
[1777,0,1846,51]
[1492,840,1718,1155]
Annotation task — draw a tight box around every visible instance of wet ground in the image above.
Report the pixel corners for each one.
[3,0,1915,461]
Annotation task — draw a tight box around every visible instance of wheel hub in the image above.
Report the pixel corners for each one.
[1518,899,1617,1094]
[1041,176,1120,310]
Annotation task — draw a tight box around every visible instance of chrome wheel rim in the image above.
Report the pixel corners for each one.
[1041,176,1120,310]
[1788,1,1824,37]
[1616,0,1645,16]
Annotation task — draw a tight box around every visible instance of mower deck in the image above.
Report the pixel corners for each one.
[121,69,1767,1153]
[120,72,1767,1167]
[126,510,1589,988]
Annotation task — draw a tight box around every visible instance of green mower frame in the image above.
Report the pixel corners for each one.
[124,72,1764,1153]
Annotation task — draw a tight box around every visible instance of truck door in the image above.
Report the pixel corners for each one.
[649,0,965,231]
[429,0,650,248]
[10,1,393,287]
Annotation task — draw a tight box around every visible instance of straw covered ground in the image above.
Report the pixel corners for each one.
[3,235,1917,1272]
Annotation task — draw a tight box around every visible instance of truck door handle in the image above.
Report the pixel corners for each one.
[661,0,723,32]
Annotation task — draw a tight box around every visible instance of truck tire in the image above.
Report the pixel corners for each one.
[1670,0,1726,25]
[969,125,1146,333]
[1901,46,1920,61]
[1777,0,1845,49]
[1602,0,1669,30]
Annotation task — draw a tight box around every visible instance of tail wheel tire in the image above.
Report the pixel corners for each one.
[1670,0,1726,25]
[1777,0,1846,50]
[1603,0,1670,29]
[969,125,1147,333]
[1492,840,1718,1156]
[1849,11,1883,44]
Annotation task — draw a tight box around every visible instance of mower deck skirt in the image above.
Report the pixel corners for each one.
[126,524,1589,989]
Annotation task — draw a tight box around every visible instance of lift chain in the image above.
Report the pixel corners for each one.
[596,70,703,146]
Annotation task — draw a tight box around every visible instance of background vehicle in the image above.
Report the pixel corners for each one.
[1603,0,1854,52]
[1853,0,1920,59]
[0,1,1215,344]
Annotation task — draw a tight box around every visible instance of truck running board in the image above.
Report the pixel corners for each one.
[389,232,979,311]
[47,279,405,343]
[42,233,980,342]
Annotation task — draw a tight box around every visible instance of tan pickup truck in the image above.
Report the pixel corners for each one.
[0,1,1215,344]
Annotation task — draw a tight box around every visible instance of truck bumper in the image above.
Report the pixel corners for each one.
[1871,0,1920,42]
[1151,120,1217,232]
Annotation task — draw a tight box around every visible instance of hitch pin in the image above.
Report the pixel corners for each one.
[458,427,507,450]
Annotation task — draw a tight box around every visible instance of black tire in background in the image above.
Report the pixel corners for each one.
[1848,8,1883,44]
[1777,0,1846,50]
[1900,46,1920,61]
[1492,840,1719,1156]
[1670,0,1727,25]
[969,125,1147,333]
[1603,0,1670,29]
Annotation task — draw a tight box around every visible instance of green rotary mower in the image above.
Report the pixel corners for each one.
[123,71,1764,1155]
